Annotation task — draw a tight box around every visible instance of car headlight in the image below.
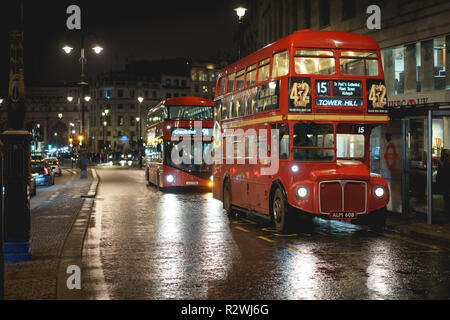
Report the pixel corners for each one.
[297,186,308,198]
[374,186,385,199]
[166,175,174,183]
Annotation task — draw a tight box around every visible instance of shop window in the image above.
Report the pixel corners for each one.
[393,47,405,94]
[434,37,446,90]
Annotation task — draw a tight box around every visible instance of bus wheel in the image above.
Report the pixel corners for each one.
[223,180,236,218]
[272,187,293,234]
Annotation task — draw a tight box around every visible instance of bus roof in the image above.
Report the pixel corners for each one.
[164,96,214,106]
[219,30,380,76]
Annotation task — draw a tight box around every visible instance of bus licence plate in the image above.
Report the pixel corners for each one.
[186,181,198,185]
[330,212,356,220]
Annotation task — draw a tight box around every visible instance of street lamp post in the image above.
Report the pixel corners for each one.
[234,6,247,60]
[62,35,103,178]
[137,97,144,168]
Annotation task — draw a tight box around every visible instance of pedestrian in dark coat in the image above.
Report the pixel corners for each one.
[436,149,450,214]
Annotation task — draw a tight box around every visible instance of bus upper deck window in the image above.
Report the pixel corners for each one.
[294,49,335,75]
[235,69,245,90]
[246,64,257,87]
[272,50,289,78]
[227,73,235,93]
[340,51,379,76]
[257,58,271,82]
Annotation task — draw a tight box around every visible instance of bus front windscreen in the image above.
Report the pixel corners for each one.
[168,105,213,121]
[293,123,335,161]
[165,141,212,174]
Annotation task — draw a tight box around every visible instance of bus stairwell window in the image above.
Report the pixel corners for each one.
[272,51,289,78]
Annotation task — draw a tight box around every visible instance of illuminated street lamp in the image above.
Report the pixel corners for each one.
[58,113,63,119]
[137,96,144,104]
[234,6,247,21]
[67,96,74,102]
[234,6,247,60]
[92,45,104,54]
[84,96,91,102]
[62,45,73,54]
[0,98,3,105]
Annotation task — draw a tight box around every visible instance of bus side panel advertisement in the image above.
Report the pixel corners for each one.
[288,77,312,113]
[366,79,388,114]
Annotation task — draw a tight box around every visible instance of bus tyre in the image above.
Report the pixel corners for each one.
[368,207,387,231]
[223,180,236,218]
[272,187,293,234]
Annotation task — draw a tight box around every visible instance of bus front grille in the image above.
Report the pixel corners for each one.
[319,180,367,214]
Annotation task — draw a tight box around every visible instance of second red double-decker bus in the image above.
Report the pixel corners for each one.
[212,30,390,233]
[144,96,214,190]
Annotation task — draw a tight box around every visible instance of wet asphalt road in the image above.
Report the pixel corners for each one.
[82,168,450,300]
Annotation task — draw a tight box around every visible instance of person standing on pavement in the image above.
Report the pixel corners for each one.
[436,149,450,213]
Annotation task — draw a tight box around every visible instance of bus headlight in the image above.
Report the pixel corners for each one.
[166,175,174,183]
[297,186,308,198]
[374,186,385,199]
[291,165,299,173]
[210,175,214,181]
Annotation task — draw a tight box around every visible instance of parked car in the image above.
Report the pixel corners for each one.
[44,157,62,176]
[31,162,55,186]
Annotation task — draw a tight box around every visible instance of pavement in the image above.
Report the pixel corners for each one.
[4,167,99,300]
[385,213,450,248]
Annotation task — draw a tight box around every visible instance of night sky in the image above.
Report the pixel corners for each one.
[0,0,237,95]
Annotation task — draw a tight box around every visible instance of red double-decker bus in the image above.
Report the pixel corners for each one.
[144,96,214,190]
[212,30,390,233]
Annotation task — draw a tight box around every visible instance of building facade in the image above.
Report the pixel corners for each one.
[238,0,450,221]
[89,58,223,158]
[0,83,83,155]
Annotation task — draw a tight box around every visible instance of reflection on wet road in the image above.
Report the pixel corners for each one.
[82,169,449,300]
